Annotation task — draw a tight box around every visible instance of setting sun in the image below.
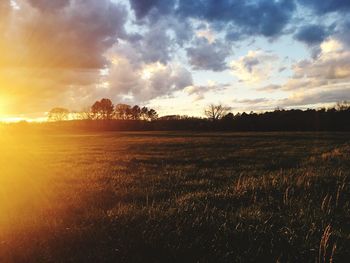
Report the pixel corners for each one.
[1,0,350,262]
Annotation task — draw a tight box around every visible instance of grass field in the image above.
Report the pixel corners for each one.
[0,131,350,262]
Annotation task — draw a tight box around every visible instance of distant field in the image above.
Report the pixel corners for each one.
[0,131,350,262]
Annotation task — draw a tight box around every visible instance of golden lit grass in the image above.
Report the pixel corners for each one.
[0,133,56,237]
[0,130,349,262]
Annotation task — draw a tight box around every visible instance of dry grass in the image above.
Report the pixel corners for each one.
[0,131,349,262]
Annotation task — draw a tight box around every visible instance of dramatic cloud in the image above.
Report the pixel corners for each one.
[128,0,296,41]
[129,0,174,20]
[293,39,350,79]
[298,0,350,14]
[122,16,194,65]
[107,57,193,102]
[132,26,173,64]
[195,24,216,43]
[1,0,350,118]
[294,25,330,45]
[1,0,128,69]
[177,0,295,38]
[186,38,231,71]
[0,0,128,116]
[257,37,350,109]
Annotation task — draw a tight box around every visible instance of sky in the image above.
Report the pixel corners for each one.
[0,0,350,121]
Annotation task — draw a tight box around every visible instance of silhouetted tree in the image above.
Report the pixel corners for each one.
[48,107,69,122]
[205,104,230,121]
[91,102,100,119]
[222,112,234,121]
[91,98,114,120]
[159,115,190,120]
[77,107,93,120]
[274,106,284,111]
[115,104,132,120]
[140,106,149,120]
[45,99,350,132]
[336,101,350,111]
[131,105,141,120]
[147,109,158,121]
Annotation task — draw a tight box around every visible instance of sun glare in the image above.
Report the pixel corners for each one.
[0,98,6,119]
[0,132,54,235]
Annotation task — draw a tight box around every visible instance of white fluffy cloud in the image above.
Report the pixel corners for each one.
[105,56,193,103]
[230,50,279,83]
[293,39,350,80]
[257,38,350,109]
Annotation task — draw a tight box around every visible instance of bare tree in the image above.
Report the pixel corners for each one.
[204,104,230,121]
[48,107,69,122]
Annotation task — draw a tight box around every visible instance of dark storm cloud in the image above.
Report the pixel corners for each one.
[294,25,329,45]
[129,0,296,38]
[128,0,350,45]
[337,20,350,48]
[129,0,174,20]
[123,17,193,65]
[186,38,231,71]
[129,0,158,18]
[179,0,295,37]
[134,27,173,64]
[298,0,350,14]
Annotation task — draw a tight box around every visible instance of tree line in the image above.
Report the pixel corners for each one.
[48,98,158,122]
[47,99,350,131]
